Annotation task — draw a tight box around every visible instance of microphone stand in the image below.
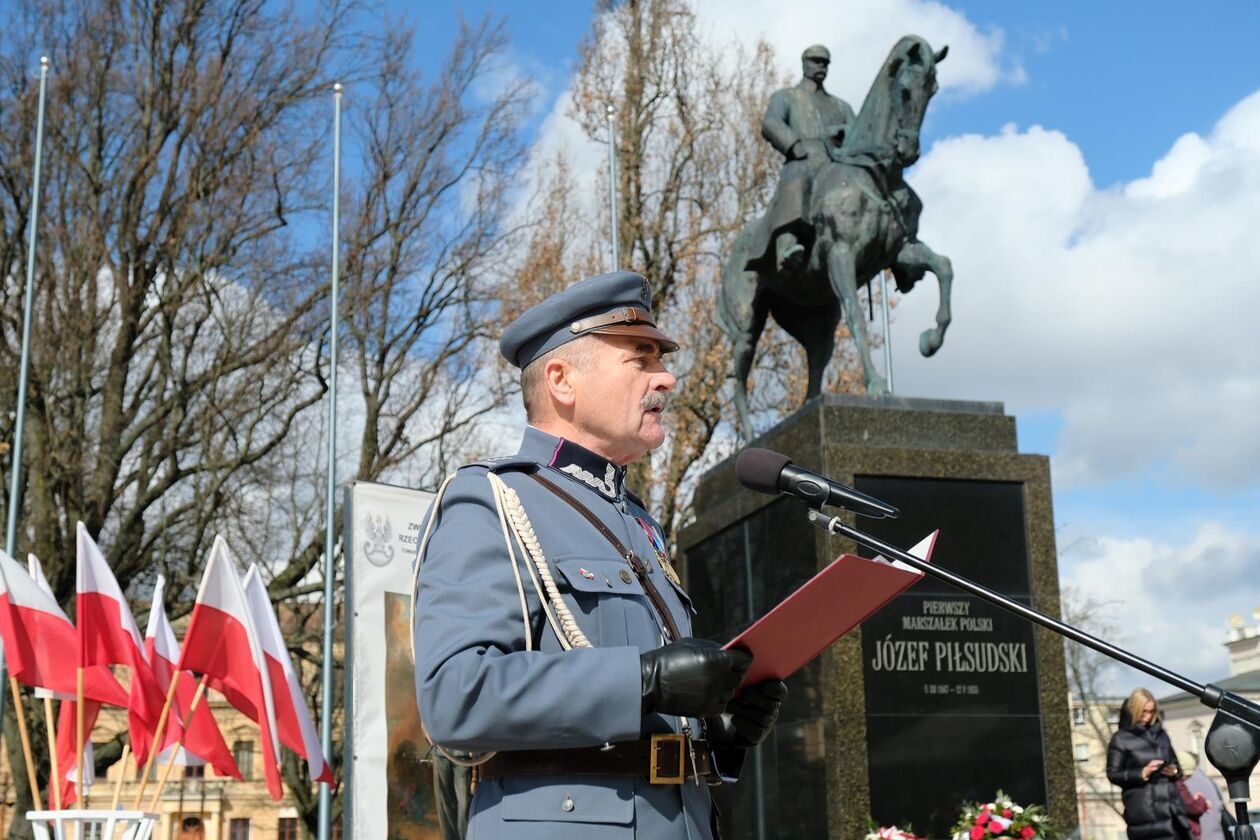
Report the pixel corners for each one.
[806,507,1260,840]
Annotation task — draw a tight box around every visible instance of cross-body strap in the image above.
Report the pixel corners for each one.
[528,471,683,643]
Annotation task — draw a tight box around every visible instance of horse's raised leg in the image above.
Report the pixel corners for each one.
[895,240,953,356]
[827,243,889,395]
[718,256,768,441]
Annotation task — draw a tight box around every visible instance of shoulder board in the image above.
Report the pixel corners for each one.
[462,455,537,473]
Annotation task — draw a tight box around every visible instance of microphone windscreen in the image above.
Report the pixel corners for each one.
[735,447,792,495]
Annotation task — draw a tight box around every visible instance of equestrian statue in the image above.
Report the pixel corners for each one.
[719,37,954,439]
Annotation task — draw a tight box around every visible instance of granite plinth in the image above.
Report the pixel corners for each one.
[680,396,1076,839]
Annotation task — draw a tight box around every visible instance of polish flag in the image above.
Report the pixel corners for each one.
[144,575,241,779]
[53,698,99,807]
[15,559,115,805]
[242,565,333,784]
[4,551,125,809]
[25,555,69,701]
[76,523,167,765]
[0,549,126,706]
[177,537,283,800]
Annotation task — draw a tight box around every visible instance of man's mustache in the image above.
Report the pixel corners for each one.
[641,391,671,412]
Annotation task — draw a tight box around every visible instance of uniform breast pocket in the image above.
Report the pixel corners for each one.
[553,557,645,648]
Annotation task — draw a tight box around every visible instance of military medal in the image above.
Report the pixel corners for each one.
[636,517,681,586]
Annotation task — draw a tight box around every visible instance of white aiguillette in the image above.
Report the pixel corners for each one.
[723,531,938,691]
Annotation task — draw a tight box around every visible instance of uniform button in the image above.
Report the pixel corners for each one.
[619,569,632,584]
[562,796,575,812]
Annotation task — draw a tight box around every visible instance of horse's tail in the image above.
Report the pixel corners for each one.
[717,222,758,339]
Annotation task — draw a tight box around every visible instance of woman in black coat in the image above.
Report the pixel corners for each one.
[1107,687,1193,840]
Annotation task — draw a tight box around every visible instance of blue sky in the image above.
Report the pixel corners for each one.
[415,2,1260,187]
[409,1,1260,692]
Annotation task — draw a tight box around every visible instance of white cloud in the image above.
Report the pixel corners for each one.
[470,46,548,118]
[1060,523,1260,691]
[512,0,1012,242]
[890,90,1260,490]
[693,0,1014,102]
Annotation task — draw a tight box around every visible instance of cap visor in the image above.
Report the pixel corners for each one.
[590,323,680,354]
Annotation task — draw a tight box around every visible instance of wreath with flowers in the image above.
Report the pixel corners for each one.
[951,791,1058,840]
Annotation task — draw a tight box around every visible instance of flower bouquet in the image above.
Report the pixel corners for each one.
[951,791,1057,840]
[865,826,925,840]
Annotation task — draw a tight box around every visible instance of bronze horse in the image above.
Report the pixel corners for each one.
[719,36,954,438]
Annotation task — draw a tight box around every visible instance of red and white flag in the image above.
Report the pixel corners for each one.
[26,555,69,701]
[1,551,121,808]
[178,536,283,800]
[242,564,333,784]
[0,549,126,706]
[144,574,241,779]
[76,522,168,765]
[53,697,100,807]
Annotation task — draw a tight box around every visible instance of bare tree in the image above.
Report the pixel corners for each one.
[518,0,871,546]
[252,18,535,835]
[0,0,365,827]
[1061,584,1125,818]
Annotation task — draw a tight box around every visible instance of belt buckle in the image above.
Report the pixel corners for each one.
[649,733,686,785]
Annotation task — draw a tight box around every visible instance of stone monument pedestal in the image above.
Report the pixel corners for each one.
[680,395,1077,839]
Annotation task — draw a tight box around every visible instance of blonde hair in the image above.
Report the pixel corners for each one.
[1125,687,1159,726]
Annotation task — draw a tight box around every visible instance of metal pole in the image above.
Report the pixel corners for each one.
[606,103,619,270]
[808,509,1206,697]
[879,269,894,394]
[317,82,342,840]
[741,522,767,840]
[0,54,50,747]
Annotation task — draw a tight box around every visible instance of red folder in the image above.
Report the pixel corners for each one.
[724,531,938,689]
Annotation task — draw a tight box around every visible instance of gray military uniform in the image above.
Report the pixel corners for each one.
[413,427,732,839]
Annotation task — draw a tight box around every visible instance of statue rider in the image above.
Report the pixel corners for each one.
[759,45,856,273]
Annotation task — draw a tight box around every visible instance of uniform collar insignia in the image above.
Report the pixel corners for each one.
[516,427,629,500]
[548,438,626,500]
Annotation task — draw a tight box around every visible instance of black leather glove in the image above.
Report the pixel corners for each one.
[640,638,752,719]
[707,679,788,748]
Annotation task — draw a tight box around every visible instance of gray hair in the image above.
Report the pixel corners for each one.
[521,335,599,421]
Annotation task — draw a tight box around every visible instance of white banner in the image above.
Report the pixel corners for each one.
[343,480,436,840]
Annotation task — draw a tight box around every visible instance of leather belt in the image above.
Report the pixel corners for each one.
[477,735,713,785]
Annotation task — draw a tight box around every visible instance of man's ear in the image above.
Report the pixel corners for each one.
[545,357,578,409]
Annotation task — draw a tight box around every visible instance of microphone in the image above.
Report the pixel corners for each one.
[735,447,899,519]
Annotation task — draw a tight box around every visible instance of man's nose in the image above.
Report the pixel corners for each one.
[654,368,677,392]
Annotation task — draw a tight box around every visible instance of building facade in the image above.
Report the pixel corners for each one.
[1071,612,1260,839]
[1,693,325,840]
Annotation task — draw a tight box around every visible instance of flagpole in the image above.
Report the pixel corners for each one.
[109,742,129,810]
[7,678,41,810]
[880,269,894,393]
[44,696,60,810]
[0,53,50,754]
[75,669,84,809]
[133,669,182,807]
[148,678,208,810]
[606,102,619,270]
[317,81,342,840]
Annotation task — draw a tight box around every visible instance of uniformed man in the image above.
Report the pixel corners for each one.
[412,271,787,839]
[759,44,857,272]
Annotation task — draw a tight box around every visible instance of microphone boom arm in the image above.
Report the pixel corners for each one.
[808,507,1260,834]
